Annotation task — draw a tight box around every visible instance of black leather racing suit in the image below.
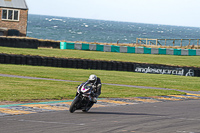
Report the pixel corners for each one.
[91,77,102,98]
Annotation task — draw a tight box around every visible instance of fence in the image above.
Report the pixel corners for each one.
[136,38,200,47]
[0,53,199,77]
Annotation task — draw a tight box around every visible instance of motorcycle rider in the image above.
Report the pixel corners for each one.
[87,74,101,103]
[70,75,101,113]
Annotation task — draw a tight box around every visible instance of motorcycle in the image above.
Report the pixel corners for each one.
[69,82,95,113]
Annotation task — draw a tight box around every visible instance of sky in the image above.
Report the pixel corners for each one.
[26,0,200,27]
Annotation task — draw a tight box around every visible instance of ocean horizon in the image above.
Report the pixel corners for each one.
[27,14,200,46]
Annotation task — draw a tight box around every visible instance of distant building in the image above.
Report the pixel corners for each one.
[0,0,28,36]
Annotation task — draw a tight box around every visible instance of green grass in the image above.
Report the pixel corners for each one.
[0,76,76,101]
[0,75,184,102]
[1,46,200,67]
[102,84,183,98]
[0,64,199,91]
[0,46,200,102]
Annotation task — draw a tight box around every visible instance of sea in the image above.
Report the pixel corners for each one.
[27,14,200,46]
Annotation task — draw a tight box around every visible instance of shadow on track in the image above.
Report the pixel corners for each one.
[75,111,163,116]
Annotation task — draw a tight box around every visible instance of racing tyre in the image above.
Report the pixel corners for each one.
[69,96,80,113]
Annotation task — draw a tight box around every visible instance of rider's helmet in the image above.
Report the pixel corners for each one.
[88,74,97,84]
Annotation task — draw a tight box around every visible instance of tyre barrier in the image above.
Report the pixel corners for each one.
[0,53,200,77]
[38,41,60,48]
[0,37,39,49]
[0,37,60,49]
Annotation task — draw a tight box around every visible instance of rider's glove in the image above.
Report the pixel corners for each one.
[92,85,96,89]
[97,84,101,88]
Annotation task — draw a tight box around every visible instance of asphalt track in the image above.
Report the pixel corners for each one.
[0,100,200,133]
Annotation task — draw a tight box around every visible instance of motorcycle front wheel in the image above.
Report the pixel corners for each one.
[69,96,80,113]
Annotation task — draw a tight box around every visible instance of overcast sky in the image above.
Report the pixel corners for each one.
[26,0,200,27]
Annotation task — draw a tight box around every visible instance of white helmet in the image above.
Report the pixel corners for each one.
[88,74,97,84]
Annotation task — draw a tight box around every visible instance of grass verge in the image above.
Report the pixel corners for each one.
[0,76,184,102]
[0,64,199,91]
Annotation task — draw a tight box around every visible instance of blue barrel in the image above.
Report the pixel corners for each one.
[60,42,67,49]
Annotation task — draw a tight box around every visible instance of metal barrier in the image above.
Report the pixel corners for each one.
[60,42,200,56]
[136,38,200,47]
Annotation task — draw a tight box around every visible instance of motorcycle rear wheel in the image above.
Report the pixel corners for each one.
[69,97,80,113]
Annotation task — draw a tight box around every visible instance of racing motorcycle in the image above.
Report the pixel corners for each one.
[69,82,95,113]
